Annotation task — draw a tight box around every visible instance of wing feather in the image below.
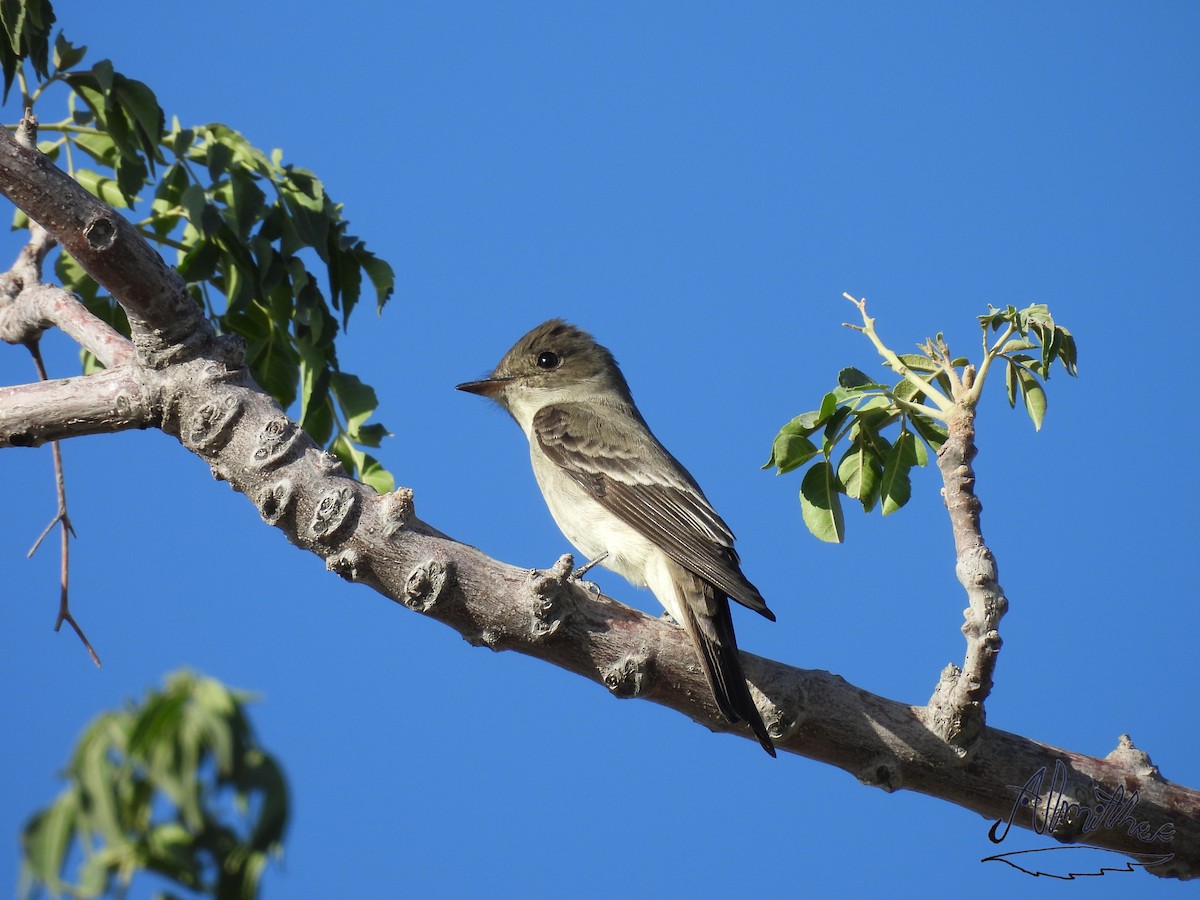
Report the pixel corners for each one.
[533,404,774,620]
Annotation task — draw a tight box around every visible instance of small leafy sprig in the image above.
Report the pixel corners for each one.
[764,295,1077,542]
[5,23,396,491]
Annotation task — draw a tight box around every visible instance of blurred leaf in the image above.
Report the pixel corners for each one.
[0,0,55,99]
[330,371,380,439]
[51,31,84,71]
[73,167,128,207]
[21,670,289,899]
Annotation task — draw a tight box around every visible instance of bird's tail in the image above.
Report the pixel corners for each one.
[679,579,776,757]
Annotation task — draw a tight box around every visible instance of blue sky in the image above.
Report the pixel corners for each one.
[2,2,1197,897]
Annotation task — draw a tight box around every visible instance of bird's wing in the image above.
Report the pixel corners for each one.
[533,403,774,620]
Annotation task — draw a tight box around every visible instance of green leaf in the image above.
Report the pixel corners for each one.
[908,429,929,466]
[52,33,86,72]
[330,371,381,439]
[879,439,913,515]
[1016,366,1047,430]
[892,377,926,404]
[895,430,922,468]
[0,0,55,99]
[248,335,299,410]
[783,411,823,436]
[896,353,939,373]
[22,670,289,900]
[763,431,819,474]
[817,390,839,423]
[836,440,881,512]
[837,366,873,389]
[1001,337,1037,353]
[358,250,395,312]
[909,411,948,451]
[800,461,845,543]
[70,129,117,167]
[359,455,395,493]
[73,168,128,208]
[20,793,76,890]
[1056,325,1078,377]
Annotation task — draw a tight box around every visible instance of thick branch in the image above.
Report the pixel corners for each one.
[0,367,152,446]
[0,118,209,365]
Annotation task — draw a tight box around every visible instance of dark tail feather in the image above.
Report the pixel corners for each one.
[685,594,776,758]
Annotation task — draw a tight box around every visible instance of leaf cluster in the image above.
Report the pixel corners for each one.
[766,301,1078,543]
[763,365,944,543]
[4,3,397,491]
[979,303,1077,431]
[20,670,288,900]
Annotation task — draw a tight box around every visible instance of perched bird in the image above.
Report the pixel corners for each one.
[456,319,776,755]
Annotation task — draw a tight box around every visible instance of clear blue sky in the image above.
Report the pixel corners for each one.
[2,2,1197,897]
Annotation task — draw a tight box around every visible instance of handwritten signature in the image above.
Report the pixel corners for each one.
[983,759,1174,879]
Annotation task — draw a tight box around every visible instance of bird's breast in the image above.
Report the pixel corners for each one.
[529,449,658,588]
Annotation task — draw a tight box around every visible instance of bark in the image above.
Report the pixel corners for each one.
[0,123,1196,880]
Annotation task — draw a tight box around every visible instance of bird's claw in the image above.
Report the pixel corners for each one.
[572,552,609,580]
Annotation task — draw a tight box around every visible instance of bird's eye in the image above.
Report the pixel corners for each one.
[536,351,561,369]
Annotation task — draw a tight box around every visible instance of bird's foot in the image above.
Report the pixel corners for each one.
[659,611,679,626]
[572,552,609,580]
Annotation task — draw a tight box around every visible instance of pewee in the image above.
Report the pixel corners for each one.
[457,319,776,755]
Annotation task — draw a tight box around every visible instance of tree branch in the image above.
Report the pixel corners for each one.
[0,281,134,367]
[0,366,152,446]
[0,114,209,365]
[926,405,1007,751]
[23,339,100,666]
[1,115,1196,880]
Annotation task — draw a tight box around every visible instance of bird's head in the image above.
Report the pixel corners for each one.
[456,319,634,422]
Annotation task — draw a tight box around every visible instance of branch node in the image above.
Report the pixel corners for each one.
[213,333,246,367]
[602,650,655,699]
[857,756,903,793]
[258,479,296,526]
[381,486,415,537]
[15,109,38,149]
[404,559,454,613]
[754,680,803,741]
[1106,734,1164,780]
[309,486,359,544]
[251,417,300,470]
[186,394,244,454]
[527,555,576,639]
[319,450,345,475]
[83,214,116,251]
[326,549,361,582]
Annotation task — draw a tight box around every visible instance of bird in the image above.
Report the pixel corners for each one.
[456,319,776,755]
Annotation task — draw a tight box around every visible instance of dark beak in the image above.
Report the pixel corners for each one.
[455,377,509,397]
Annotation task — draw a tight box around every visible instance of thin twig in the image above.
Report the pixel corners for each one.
[24,338,101,667]
[842,293,954,416]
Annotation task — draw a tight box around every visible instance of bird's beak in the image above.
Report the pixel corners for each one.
[455,377,510,397]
